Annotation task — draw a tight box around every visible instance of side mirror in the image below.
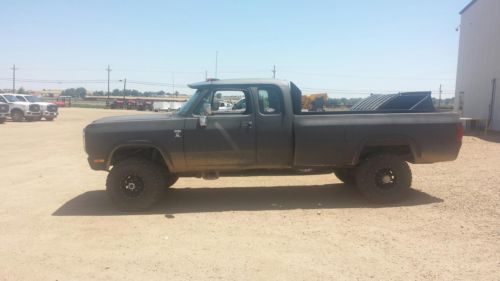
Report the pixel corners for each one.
[199,115,207,128]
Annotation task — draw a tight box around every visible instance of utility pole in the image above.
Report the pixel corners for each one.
[172,72,175,96]
[438,84,442,109]
[11,64,18,94]
[272,65,276,79]
[122,78,127,109]
[215,51,218,78]
[106,65,112,106]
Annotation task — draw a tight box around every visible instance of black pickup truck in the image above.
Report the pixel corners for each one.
[84,79,463,211]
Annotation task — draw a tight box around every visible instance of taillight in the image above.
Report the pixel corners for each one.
[456,123,464,143]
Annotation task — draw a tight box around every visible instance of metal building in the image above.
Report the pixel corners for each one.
[455,0,500,130]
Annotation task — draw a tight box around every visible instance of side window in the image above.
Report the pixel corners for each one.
[0,96,6,103]
[194,89,251,115]
[258,87,283,114]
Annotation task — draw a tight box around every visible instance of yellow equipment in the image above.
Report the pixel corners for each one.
[301,93,328,111]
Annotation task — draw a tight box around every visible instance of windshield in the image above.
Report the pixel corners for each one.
[3,95,19,102]
[177,89,205,115]
[15,96,27,102]
[25,96,42,102]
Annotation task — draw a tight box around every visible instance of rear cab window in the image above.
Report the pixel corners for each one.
[257,86,283,115]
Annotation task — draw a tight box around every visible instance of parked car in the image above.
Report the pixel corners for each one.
[83,79,463,211]
[109,100,125,109]
[136,100,154,111]
[55,96,71,107]
[0,93,42,122]
[0,102,9,123]
[15,94,58,121]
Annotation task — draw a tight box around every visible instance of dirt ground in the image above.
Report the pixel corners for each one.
[0,108,498,281]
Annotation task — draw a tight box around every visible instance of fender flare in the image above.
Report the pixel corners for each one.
[106,141,174,171]
[351,135,420,165]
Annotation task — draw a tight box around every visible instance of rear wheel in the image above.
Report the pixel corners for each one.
[106,158,166,211]
[355,154,412,203]
[334,168,356,185]
[0,118,5,124]
[11,110,24,122]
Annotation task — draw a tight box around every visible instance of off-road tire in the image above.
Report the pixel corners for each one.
[0,117,5,124]
[355,154,412,203]
[45,117,54,121]
[334,168,356,185]
[106,158,166,211]
[11,109,24,122]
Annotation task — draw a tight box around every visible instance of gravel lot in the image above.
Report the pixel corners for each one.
[0,108,498,280]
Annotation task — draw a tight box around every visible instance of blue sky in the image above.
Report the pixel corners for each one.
[0,0,470,97]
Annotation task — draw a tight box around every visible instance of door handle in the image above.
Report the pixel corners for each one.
[240,121,253,129]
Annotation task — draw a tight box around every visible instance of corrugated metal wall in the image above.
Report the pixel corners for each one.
[455,0,500,130]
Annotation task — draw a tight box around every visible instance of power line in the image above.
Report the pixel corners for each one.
[279,70,456,81]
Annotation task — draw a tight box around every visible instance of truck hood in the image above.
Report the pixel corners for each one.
[10,101,30,106]
[91,113,178,124]
[34,102,53,106]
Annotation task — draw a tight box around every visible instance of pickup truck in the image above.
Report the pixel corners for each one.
[0,102,9,123]
[83,79,463,211]
[0,93,42,122]
[15,94,58,121]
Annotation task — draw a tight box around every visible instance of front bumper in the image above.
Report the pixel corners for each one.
[87,156,107,171]
[25,111,41,117]
[0,112,9,118]
[43,111,58,118]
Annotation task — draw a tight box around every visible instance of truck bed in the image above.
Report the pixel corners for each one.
[293,112,461,166]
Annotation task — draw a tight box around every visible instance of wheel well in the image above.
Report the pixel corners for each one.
[358,145,415,163]
[109,146,168,170]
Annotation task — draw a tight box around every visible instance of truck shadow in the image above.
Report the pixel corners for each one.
[465,131,500,143]
[52,184,442,216]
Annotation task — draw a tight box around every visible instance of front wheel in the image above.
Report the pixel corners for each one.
[106,158,166,211]
[45,117,55,121]
[355,155,412,203]
[11,110,24,122]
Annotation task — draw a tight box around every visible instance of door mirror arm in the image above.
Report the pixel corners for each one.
[199,115,207,128]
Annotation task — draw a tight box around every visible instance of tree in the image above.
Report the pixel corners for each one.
[61,87,87,98]
[17,87,27,94]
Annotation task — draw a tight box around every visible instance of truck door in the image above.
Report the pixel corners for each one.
[183,88,256,168]
[253,85,293,167]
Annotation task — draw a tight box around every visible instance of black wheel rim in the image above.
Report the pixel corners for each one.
[375,168,397,190]
[121,175,145,198]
